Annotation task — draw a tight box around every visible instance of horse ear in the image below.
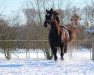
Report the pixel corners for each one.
[46,9,48,12]
[51,8,53,12]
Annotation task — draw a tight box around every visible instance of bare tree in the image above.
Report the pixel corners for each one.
[0,17,17,59]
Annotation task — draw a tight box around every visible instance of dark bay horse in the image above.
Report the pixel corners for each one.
[43,8,70,61]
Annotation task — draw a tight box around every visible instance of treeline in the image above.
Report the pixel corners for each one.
[0,17,51,59]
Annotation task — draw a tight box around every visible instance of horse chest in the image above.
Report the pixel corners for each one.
[48,30,61,46]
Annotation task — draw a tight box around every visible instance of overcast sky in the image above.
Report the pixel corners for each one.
[0,0,92,15]
[0,0,93,24]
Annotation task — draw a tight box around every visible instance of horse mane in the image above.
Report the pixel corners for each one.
[53,11,60,24]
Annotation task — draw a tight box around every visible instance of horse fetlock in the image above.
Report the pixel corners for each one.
[54,56,57,61]
[60,57,64,61]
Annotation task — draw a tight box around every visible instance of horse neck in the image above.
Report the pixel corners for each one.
[51,19,60,32]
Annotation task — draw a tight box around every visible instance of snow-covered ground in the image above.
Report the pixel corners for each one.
[0,48,94,75]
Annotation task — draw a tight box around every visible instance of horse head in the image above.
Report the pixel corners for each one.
[43,8,60,28]
[43,8,53,28]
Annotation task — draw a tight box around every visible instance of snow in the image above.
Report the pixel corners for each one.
[0,49,94,75]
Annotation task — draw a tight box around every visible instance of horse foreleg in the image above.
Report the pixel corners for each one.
[51,46,57,61]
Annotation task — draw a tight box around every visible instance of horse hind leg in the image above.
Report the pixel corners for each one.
[60,45,64,60]
[64,44,67,53]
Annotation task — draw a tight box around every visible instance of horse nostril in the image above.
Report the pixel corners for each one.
[44,25,47,28]
[47,21,51,24]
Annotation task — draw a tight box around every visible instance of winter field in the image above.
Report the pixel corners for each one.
[0,48,94,75]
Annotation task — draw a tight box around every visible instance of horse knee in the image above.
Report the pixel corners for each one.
[51,47,57,53]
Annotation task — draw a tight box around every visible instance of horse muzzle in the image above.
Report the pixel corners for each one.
[43,22,48,28]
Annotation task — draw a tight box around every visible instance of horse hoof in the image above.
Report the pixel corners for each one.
[60,58,64,61]
[54,59,58,62]
[54,58,57,61]
[54,57,57,61]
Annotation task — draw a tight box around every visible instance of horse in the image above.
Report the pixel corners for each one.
[43,8,70,61]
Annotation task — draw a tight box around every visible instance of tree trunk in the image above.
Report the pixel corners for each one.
[4,49,11,60]
[44,49,53,60]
